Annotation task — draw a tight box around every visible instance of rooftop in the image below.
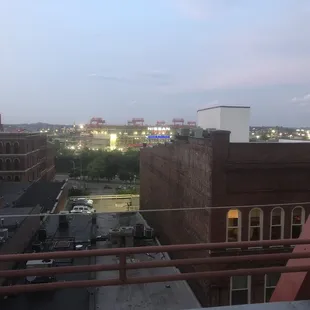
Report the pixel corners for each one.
[197,105,251,112]
[2,211,201,310]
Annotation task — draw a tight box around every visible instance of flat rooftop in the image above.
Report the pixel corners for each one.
[95,212,200,310]
[2,212,200,310]
[2,213,93,310]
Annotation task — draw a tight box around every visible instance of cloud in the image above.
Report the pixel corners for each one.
[87,73,131,83]
[292,94,310,105]
[138,70,173,86]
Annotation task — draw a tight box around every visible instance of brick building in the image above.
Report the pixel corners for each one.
[140,130,310,307]
[0,133,55,182]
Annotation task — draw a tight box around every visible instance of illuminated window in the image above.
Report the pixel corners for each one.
[270,208,284,240]
[264,274,280,302]
[249,208,263,241]
[227,209,241,242]
[291,207,305,239]
[230,276,251,305]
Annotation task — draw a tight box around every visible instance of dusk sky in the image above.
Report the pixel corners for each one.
[1,0,310,126]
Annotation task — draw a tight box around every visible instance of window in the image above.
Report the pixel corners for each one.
[0,159,2,170]
[227,209,241,242]
[5,142,11,154]
[230,276,251,305]
[13,142,19,154]
[249,208,263,241]
[264,274,280,302]
[5,159,11,170]
[270,208,284,240]
[291,207,305,239]
[13,159,20,170]
[0,142,3,154]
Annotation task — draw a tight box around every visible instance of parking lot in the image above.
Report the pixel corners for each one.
[67,195,139,213]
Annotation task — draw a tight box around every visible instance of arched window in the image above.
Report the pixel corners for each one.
[270,207,284,240]
[249,208,263,241]
[0,159,3,170]
[13,142,19,154]
[5,142,11,154]
[5,158,11,170]
[14,176,20,182]
[227,209,241,242]
[291,207,305,239]
[13,158,20,170]
[0,142,3,154]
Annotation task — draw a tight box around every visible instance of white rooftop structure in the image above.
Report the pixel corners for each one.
[197,105,250,142]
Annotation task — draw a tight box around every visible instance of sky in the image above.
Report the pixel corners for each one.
[1,0,310,126]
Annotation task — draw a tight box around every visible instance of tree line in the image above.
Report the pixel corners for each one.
[56,149,140,182]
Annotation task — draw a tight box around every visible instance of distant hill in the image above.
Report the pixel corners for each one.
[3,123,71,132]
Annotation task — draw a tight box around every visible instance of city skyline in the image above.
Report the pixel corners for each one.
[1,0,310,126]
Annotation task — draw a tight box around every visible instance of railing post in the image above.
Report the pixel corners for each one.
[119,253,127,283]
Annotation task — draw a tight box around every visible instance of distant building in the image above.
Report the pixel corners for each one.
[0,133,55,182]
[278,139,310,143]
[140,130,310,307]
[197,105,250,142]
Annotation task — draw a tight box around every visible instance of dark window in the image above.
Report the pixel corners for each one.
[0,143,3,154]
[270,208,284,240]
[0,160,2,170]
[13,142,19,154]
[231,276,249,305]
[249,208,262,241]
[5,159,11,170]
[265,274,280,302]
[14,176,20,182]
[7,175,12,181]
[291,207,305,239]
[5,142,11,154]
[13,159,20,170]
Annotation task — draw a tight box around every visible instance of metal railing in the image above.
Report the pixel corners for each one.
[1,238,310,295]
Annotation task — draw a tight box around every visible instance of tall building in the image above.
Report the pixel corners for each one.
[0,133,55,182]
[140,130,310,307]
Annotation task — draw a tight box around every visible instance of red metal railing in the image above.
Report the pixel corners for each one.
[1,238,310,295]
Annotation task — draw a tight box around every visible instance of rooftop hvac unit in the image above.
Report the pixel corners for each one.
[145,227,154,239]
[32,241,43,253]
[0,228,9,241]
[38,229,47,242]
[134,223,145,238]
[191,128,204,138]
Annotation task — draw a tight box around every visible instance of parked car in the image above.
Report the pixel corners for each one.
[72,199,93,208]
[70,205,95,214]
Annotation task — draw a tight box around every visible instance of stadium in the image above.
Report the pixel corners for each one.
[79,117,197,150]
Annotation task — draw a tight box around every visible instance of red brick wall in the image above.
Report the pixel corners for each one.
[140,131,310,306]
